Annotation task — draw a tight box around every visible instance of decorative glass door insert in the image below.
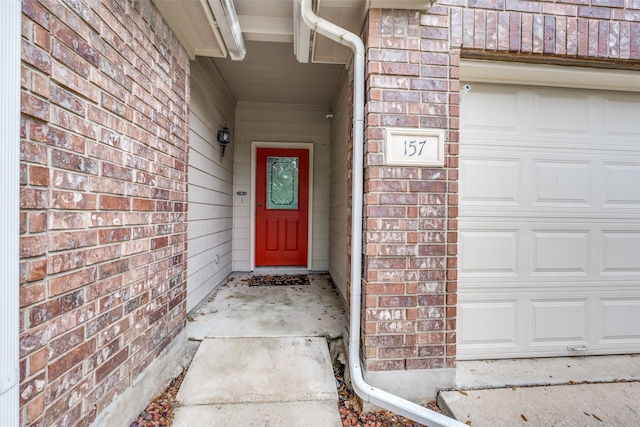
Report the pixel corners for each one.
[266,157,299,210]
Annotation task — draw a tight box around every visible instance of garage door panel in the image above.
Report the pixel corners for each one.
[459,230,519,277]
[533,91,591,136]
[460,158,520,205]
[459,300,519,348]
[603,95,640,138]
[600,299,640,343]
[460,83,640,359]
[603,162,640,207]
[461,85,522,135]
[533,161,591,206]
[529,299,588,345]
[601,231,640,275]
[531,230,590,276]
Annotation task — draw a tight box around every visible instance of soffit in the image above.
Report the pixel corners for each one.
[212,40,343,105]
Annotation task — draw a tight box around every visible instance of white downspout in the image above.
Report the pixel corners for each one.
[0,1,21,426]
[299,2,465,426]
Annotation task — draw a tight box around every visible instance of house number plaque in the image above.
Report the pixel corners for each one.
[384,127,445,167]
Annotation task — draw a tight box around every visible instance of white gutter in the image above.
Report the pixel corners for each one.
[208,0,246,60]
[299,2,466,426]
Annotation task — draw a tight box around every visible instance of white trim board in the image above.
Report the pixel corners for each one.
[250,141,314,270]
[461,59,640,93]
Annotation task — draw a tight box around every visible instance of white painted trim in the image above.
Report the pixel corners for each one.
[0,1,21,425]
[461,59,640,93]
[250,142,314,270]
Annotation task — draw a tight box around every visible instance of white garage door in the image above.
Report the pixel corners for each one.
[458,83,640,359]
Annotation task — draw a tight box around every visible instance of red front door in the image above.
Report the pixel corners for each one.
[255,148,309,266]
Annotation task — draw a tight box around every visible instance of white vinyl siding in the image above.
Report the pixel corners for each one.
[458,82,640,359]
[186,57,235,311]
[233,102,331,271]
[329,71,350,299]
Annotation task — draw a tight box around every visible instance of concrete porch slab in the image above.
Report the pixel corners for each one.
[439,382,640,426]
[186,273,346,339]
[177,337,338,405]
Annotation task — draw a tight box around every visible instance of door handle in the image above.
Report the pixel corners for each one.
[257,203,261,207]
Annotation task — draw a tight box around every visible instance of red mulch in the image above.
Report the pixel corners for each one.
[334,361,441,427]
[129,368,187,427]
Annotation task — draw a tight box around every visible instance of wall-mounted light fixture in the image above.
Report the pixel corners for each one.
[217,125,231,157]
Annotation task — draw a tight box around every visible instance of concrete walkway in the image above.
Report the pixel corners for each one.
[172,273,346,426]
[439,355,640,426]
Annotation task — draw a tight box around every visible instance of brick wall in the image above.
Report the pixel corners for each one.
[447,0,640,61]
[19,0,190,425]
[363,8,458,373]
[361,0,640,374]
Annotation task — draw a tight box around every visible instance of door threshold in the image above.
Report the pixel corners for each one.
[253,267,310,275]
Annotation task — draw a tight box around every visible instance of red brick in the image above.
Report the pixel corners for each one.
[20,235,48,258]
[20,282,46,307]
[22,39,51,74]
[51,150,98,174]
[379,296,418,307]
[86,306,123,337]
[48,212,86,230]
[85,276,123,303]
[50,84,87,116]
[84,245,121,266]
[51,106,97,139]
[21,140,48,164]
[98,259,130,279]
[20,371,46,405]
[99,195,130,210]
[50,190,97,210]
[48,328,84,360]
[102,163,133,182]
[51,61,100,103]
[28,259,47,281]
[47,338,95,381]
[19,325,49,357]
[48,230,97,252]
[29,212,48,233]
[31,72,50,98]
[49,267,97,296]
[22,0,51,31]
[51,19,99,66]
[47,127,86,154]
[30,290,85,326]
[30,347,48,374]
[28,165,49,187]
[21,92,50,121]
[45,365,83,404]
[95,348,129,383]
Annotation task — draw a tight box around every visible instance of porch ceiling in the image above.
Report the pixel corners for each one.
[212,40,343,105]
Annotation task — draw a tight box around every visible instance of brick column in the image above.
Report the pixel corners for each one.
[359,7,458,400]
